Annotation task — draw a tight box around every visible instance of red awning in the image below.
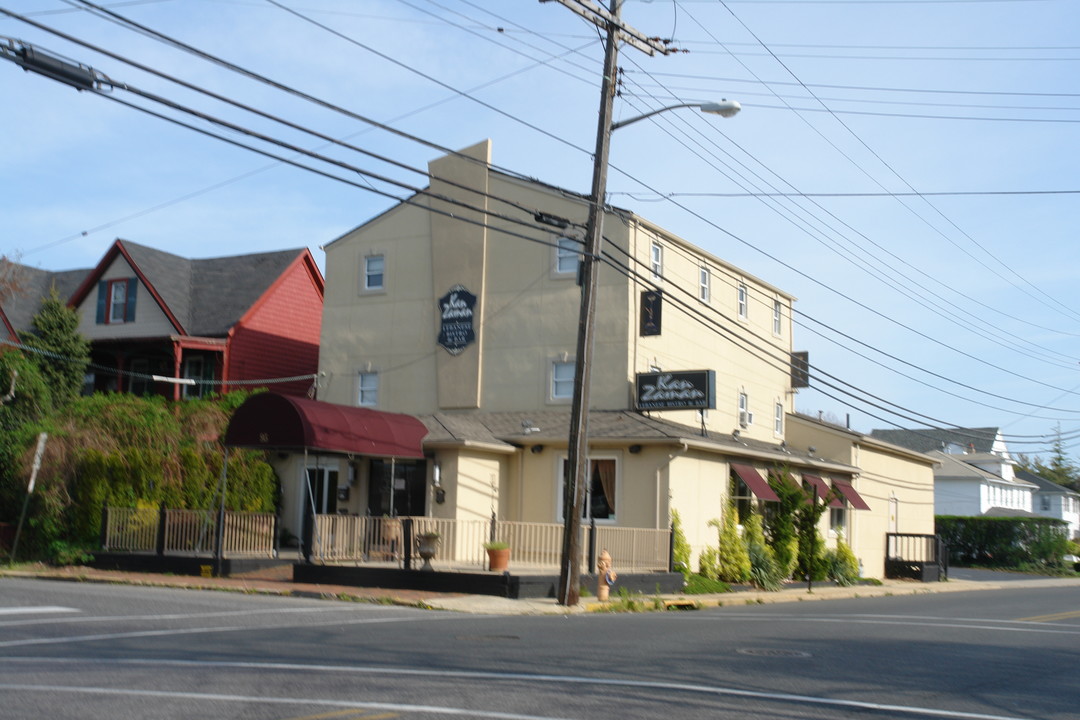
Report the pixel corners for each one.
[802,474,844,508]
[832,478,871,510]
[731,463,779,502]
[224,392,427,459]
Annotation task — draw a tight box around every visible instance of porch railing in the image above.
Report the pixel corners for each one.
[308,515,671,573]
[885,532,947,582]
[101,506,276,558]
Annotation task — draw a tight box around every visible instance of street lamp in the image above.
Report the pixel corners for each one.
[611,100,742,131]
[556,81,741,605]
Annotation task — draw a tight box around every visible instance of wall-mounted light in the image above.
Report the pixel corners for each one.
[432,463,442,488]
[530,444,544,454]
[628,444,642,454]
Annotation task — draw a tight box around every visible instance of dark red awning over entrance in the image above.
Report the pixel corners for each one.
[224,392,427,459]
[731,462,779,502]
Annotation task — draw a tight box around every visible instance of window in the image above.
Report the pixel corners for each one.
[773,299,782,335]
[737,282,748,319]
[96,278,136,324]
[363,255,384,291]
[552,360,575,400]
[698,265,710,302]
[830,504,848,536]
[730,471,753,525]
[651,242,663,280]
[1041,496,1051,512]
[182,356,211,399]
[560,458,617,522]
[774,402,784,435]
[556,236,580,275]
[738,392,752,428]
[358,371,379,407]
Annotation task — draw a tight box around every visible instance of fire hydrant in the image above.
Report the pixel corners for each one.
[596,549,617,602]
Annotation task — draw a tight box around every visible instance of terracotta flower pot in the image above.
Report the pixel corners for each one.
[486,547,510,572]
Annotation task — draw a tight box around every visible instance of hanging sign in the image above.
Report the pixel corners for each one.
[437,285,477,355]
[635,370,715,411]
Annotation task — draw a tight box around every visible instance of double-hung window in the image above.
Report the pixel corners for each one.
[651,242,663,280]
[551,360,575,400]
[97,278,136,324]
[358,371,379,407]
[737,282,748,319]
[556,236,580,275]
[773,299,782,335]
[699,265,710,302]
[363,255,384,292]
[774,402,784,435]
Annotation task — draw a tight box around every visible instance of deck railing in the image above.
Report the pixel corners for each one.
[308,515,671,572]
[101,507,276,558]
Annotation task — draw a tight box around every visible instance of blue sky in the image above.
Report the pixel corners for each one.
[3,0,1080,457]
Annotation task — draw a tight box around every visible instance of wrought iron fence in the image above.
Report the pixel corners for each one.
[101,507,276,558]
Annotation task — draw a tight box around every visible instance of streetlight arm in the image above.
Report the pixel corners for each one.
[610,99,741,131]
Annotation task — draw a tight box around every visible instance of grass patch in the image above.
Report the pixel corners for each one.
[682,574,732,595]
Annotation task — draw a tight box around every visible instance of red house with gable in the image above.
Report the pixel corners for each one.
[2,239,324,400]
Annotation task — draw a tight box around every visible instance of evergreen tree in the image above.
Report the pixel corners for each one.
[18,288,90,407]
[1017,425,1080,492]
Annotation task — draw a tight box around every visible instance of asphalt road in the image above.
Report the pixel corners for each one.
[1,576,1077,719]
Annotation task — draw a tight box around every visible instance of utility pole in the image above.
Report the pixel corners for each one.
[544,0,673,606]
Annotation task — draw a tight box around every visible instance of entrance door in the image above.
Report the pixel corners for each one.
[367,460,425,517]
[301,466,339,559]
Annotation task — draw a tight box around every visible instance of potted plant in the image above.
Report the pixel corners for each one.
[484,540,511,572]
[417,531,441,571]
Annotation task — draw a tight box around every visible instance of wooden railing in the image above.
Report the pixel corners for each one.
[102,507,276,558]
[308,515,671,572]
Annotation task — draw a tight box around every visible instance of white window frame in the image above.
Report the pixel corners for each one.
[557,455,618,524]
[737,282,748,319]
[551,360,575,401]
[108,279,128,324]
[774,402,784,436]
[651,242,663,280]
[699,265,710,302]
[555,236,580,276]
[362,254,385,292]
[738,391,752,428]
[358,371,379,407]
[830,504,848,537]
[772,299,782,335]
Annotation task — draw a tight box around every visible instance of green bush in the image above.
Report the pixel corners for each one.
[671,509,692,579]
[937,515,1070,568]
[744,513,783,591]
[826,538,860,586]
[683,573,731,595]
[713,506,751,584]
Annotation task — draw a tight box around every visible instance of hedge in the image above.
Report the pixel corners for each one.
[936,515,1070,568]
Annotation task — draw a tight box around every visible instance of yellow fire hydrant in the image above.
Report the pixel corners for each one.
[597,549,617,602]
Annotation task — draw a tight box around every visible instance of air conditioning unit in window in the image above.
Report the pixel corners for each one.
[739,410,753,428]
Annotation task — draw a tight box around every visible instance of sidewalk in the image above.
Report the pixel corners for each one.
[3,563,1077,615]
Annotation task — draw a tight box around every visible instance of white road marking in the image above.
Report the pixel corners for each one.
[0,614,452,648]
[0,658,1035,720]
[0,685,575,720]
[0,606,78,616]
[0,604,384,628]
[689,613,1080,634]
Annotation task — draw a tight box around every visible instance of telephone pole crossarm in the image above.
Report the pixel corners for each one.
[540,0,673,56]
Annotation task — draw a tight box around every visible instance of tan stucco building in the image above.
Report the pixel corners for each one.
[293,140,935,579]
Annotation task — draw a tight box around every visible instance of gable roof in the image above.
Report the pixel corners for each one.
[2,262,90,338]
[930,450,1038,488]
[1015,468,1080,496]
[65,239,319,337]
[869,426,1001,455]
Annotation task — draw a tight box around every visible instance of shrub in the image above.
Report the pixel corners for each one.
[937,515,1070,568]
[826,537,860,586]
[713,506,751,584]
[744,513,783,591]
[671,509,692,579]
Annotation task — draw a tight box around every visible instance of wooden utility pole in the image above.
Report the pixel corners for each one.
[544,0,672,606]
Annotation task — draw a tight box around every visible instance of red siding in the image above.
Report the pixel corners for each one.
[226,258,323,397]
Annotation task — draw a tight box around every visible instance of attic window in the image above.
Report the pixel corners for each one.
[97,278,137,324]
